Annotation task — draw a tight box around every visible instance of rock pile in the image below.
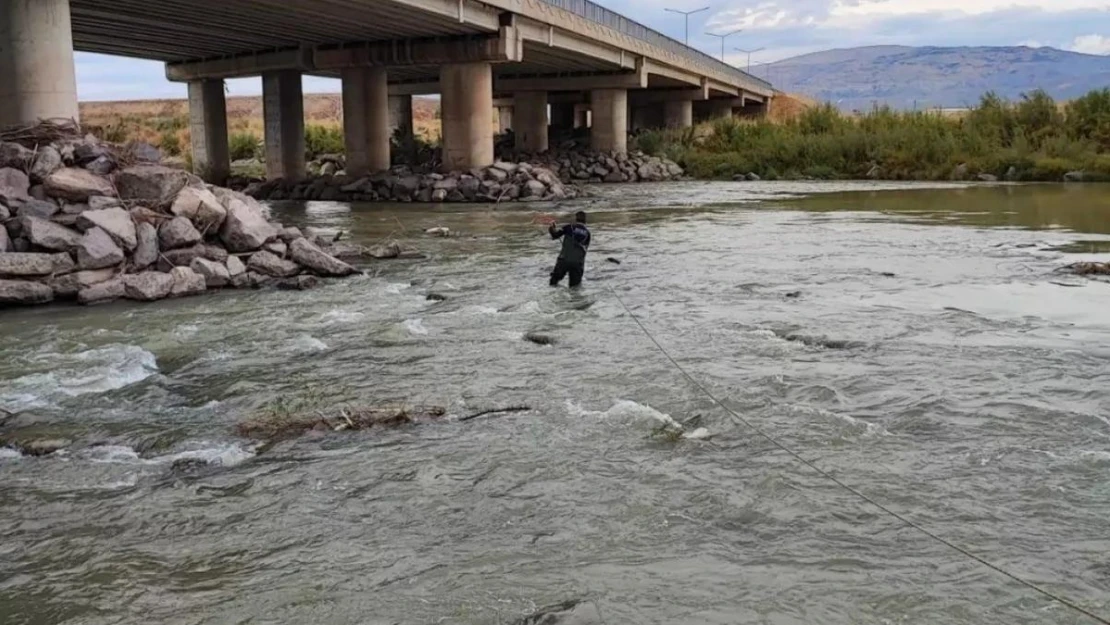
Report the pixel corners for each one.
[522,149,685,184]
[0,129,360,308]
[242,161,577,203]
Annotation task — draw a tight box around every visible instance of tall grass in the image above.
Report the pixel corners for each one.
[635,89,1110,182]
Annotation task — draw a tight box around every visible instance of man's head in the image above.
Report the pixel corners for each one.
[575,211,587,224]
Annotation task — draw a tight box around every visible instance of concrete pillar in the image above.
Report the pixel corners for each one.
[664,100,694,128]
[497,106,514,133]
[707,99,734,120]
[388,95,414,140]
[341,67,390,177]
[513,91,548,153]
[187,80,230,185]
[0,0,80,127]
[574,105,590,129]
[262,70,306,180]
[550,103,576,131]
[440,62,494,171]
[591,89,628,153]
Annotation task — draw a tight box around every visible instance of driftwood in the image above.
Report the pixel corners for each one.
[459,405,531,422]
[236,406,447,441]
[1063,262,1110,276]
[0,118,82,147]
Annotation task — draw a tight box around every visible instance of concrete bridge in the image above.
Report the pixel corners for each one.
[1,0,773,183]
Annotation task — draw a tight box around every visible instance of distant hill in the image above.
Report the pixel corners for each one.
[761,46,1110,111]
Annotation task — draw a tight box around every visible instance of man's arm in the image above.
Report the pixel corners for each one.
[549,223,566,240]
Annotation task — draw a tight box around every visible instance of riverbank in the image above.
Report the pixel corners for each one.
[634,89,1110,183]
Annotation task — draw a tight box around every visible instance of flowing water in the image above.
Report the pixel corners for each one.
[2,182,1109,625]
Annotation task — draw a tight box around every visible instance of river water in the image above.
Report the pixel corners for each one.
[2,182,1109,625]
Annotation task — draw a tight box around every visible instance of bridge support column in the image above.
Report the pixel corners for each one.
[574,105,589,129]
[0,0,80,127]
[707,99,734,120]
[497,106,514,133]
[342,67,390,177]
[389,95,415,164]
[513,91,548,153]
[550,103,576,132]
[187,79,230,185]
[664,100,694,128]
[440,62,494,171]
[262,70,306,180]
[591,89,628,153]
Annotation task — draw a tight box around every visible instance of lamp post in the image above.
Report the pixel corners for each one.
[663,7,709,46]
[705,29,742,61]
[734,47,765,72]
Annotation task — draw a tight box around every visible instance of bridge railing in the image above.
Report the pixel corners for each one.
[538,0,772,91]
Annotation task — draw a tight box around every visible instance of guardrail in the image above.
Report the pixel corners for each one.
[538,0,773,91]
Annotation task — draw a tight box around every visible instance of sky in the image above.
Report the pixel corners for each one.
[74,0,1110,101]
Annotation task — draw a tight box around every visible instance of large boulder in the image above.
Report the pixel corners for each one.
[132,222,159,270]
[76,227,125,270]
[0,142,32,169]
[50,252,76,275]
[48,268,116,299]
[0,279,54,306]
[29,147,63,182]
[247,250,300,277]
[289,238,359,277]
[123,271,174,301]
[0,167,30,207]
[76,207,137,250]
[171,186,227,230]
[159,216,202,250]
[43,168,115,202]
[169,266,207,297]
[0,253,57,277]
[220,198,276,252]
[189,257,230,287]
[225,254,246,278]
[22,216,81,251]
[77,278,125,305]
[116,165,198,208]
[14,198,59,219]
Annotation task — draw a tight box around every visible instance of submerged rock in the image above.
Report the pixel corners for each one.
[276,275,320,291]
[289,238,359,276]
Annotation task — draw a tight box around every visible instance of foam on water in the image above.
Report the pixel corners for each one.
[569,399,709,439]
[320,309,367,325]
[385,283,412,295]
[0,448,23,461]
[0,344,158,412]
[287,335,329,353]
[83,442,257,468]
[403,319,429,335]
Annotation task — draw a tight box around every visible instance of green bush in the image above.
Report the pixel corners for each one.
[159,131,182,156]
[229,132,260,161]
[304,125,344,159]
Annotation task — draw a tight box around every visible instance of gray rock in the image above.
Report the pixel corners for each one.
[123,271,175,301]
[76,207,137,250]
[44,168,115,202]
[17,439,73,456]
[132,222,159,270]
[78,277,125,305]
[73,141,111,165]
[225,255,246,278]
[289,238,359,277]
[129,206,164,227]
[0,142,32,169]
[76,227,125,270]
[244,271,272,289]
[196,244,229,263]
[0,225,9,253]
[29,185,46,201]
[49,268,116,299]
[88,196,120,210]
[0,252,57,276]
[126,142,162,164]
[433,177,459,191]
[220,198,276,252]
[0,279,54,305]
[367,241,402,259]
[431,188,448,202]
[492,161,518,174]
[51,252,76,275]
[61,202,90,215]
[458,176,481,200]
[977,173,999,182]
[169,266,207,297]
[116,165,198,207]
[263,240,287,256]
[190,257,230,287]
[11,237,30,253]
[22,216,80,251]
[523,180,546,198]
[746,172,761,181]
[0,203,8,221]
[247,250,301,277]
[85,155,116,176]
[486,167,509,183]
[1064,171,1088,182]
[393,176,420,199]
[170,186,227,230]
[158,246,204,270]
[0,167,30,206]
[279,226,304,242]
[15,198,60,219]
[276,275,320,290]
[159,216,202,250]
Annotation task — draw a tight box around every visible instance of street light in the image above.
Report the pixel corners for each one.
[663,7,709,46]
[705,29,742,61]
[734,47,765,73]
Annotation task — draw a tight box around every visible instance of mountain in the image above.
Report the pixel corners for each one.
[759,46,1110,111]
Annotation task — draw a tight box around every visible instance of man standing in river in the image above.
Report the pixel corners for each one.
[548,211,591,288]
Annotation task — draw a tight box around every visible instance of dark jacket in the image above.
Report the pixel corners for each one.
[550,223,591,265]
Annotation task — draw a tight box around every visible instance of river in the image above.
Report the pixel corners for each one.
[1,182,1108,625]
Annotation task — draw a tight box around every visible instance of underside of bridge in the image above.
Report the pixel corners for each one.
[1,0,774,181]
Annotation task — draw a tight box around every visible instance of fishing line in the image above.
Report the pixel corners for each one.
[606,286,1110,625]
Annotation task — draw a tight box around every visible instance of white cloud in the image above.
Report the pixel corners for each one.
[1069,34,1110,55]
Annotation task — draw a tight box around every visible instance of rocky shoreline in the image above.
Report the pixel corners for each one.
[238,150,684,203]
[0,126,361,308]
